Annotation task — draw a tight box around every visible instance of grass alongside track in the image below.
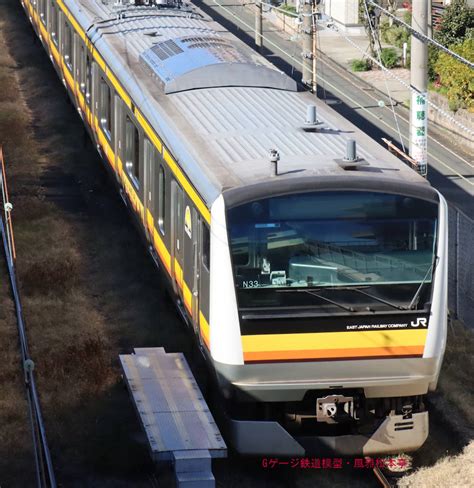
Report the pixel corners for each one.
[0,26,36,486]
[399,441,474,488]
[0,265,35,486]
[0,1,472,487]
[0,7,183,486]
[399,320,474,487]
[438,319,474,429]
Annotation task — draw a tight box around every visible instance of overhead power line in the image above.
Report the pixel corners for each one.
[213,0,474,140]
[208,0,474,182]
[368,0,474,69]
[328,23,474,139]
[362,0,406,152]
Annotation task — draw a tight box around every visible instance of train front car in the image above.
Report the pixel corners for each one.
[208,177,448,456]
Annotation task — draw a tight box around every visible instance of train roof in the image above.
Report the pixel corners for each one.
[66,0,428,207]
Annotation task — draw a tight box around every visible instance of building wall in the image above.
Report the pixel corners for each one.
[324,0,363,32]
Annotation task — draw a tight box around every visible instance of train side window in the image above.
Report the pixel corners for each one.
[202,223,210,271]
[158,166,165,235]
[114,94,122,159]
[85,55,92,104]
[39,0,46,25]
[99,78,112,139]
[125,116,140,187]
[63,21,73,71]
[78,44,86,94]
[50,1,58,46]
[144,139,154,199]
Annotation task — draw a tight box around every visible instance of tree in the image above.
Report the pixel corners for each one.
[435,38,474,111]
[435,0,474,48]
[386,0,399,27]
[430,0,474,80]
[359,1,382,63]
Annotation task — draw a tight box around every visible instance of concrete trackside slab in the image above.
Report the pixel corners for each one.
[120,348,227,487]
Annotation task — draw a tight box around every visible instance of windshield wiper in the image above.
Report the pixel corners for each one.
[277,288,355,312]
[408,257,438,310]
[337,287,407,311]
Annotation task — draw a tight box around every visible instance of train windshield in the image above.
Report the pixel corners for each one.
[227,191,438,309]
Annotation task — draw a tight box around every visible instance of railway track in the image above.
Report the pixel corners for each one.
[0,147,56,488]
[1,1,439,484]
[373,465,394,488]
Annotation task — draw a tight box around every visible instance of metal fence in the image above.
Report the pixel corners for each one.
[448,205,474,328]
[0,147,56,488]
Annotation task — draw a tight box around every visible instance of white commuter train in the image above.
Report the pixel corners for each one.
[21,0,448,456]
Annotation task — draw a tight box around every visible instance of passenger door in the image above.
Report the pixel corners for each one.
[198,222,211,348]
[144,139,155,240]
[191,210,200,332]
[183,203,200,332]
[113,95,122,183]
[172,181,184,301]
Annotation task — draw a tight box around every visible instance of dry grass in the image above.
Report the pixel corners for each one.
[0,102,29,139]
[0,23,36,487]
[0,11,118,485]
[0,72,19,102]
[0,3,174,485]
[24,291,113,390]
[398,441,474,488]
[15,215,82,296]
[437,319,474,427]
[1,2,471,487]
[0,268,35,486]
[397,319,474,487]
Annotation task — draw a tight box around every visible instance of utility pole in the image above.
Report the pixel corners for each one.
[255,1,263,54]
[427,0,433,40]
[301,0,314,89]
[410,0,429,177]
[311,0,317,93]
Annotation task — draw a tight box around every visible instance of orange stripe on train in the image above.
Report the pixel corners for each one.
[243,345,425,362]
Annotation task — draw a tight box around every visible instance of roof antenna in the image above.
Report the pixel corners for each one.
[335,139,368,170]
[344,139,358,162]
[305,104,318,125]
[302,104,323,132]
[270,149,280,177]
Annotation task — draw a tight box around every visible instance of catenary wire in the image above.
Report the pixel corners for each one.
[368,0,474,69]
[208,0,474,186]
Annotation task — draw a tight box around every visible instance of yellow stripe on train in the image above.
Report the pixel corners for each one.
[25,0,210,224]
[22,0,212,349]
[242,329,427,352]
[242,329,428,362]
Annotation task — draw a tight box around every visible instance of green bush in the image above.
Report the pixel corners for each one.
[428,45,439,81]
[435,38,474,111]
[278,4,296,16]
[429,0,474,80]
[382,24,410,48]
[351,58,371,72]
[380,20,391,40]
[436,0,474,48]
[380,47,400,68]
[403,10,412,25]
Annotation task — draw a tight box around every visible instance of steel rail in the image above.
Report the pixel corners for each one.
[0,147,15,264]
[373,464,393,488]
[0,148,57,488]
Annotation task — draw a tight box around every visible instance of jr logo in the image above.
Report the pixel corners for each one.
[410,317,428,328]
